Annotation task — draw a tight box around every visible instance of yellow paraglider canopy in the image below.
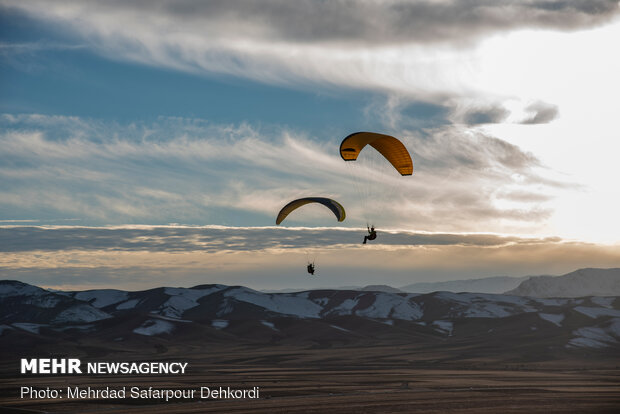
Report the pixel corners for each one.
[340,132,413,176]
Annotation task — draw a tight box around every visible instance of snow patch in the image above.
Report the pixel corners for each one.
[224,287,322,318]
[607,318,620,337]
[433,320,453,336]
[260,320,278,331]
[53,305,112,323]
[329,298,359,315]
[211,319,228,329]
[157,286,223,318]
[0,283,62,307]
[0,282,46,298]
[354,293,423,320]
[590,297,615,308]
[568,327,617,348]
[533,298,569,306]
[539,313,564,327]
[0,324,14,334]
[216,299,234,317]
[116,299,140,310]
[133,319,174,336]
[464,303,513,318]
[574,306,620,319]
[437,292,536,318]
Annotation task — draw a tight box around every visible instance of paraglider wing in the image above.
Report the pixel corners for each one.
[276,197,346,225]
[339,132,413,176]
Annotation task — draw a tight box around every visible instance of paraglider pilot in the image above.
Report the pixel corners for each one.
[363,225,377,244]
[307,262,315,275]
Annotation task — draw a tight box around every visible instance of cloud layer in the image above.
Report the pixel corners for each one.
[2,225,619,290]
[4,0,617,122]
[0,225,564,253]
[0,114,564,233]
[4,0,618,46]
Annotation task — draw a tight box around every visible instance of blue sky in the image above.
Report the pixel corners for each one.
[0,7,380,131]
[1,1,619,290]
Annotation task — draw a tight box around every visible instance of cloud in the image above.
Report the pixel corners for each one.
[0,225,565,253]
[462,106,510,125]
[2,0,618,121]
[448,100,511,125]
[519,100,560,124]
[4,1,617,46]
[443,98,560,126]
[2,225,620,290]
[0,114,567,233]
[0,41,85,58]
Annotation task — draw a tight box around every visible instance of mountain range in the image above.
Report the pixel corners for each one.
[1,269,619,361]
[264,268,620,297]
[506,268,620,297]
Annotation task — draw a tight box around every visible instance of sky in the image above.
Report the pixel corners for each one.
[1,0,619,291]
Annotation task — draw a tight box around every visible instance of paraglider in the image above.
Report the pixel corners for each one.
[276,197,346,275]
[363,225,377,244]
[276,197,346,225]
[340,132,413,176]
[340,131,413,244]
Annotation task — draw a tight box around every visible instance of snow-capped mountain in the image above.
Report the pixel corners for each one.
[1,279,619,356]
[506,268,620,298]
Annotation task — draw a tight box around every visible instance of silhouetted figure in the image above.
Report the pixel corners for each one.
[363,225,377,244]
[307,263,315,275]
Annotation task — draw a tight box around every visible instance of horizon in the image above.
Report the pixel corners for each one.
[3,266,618,294]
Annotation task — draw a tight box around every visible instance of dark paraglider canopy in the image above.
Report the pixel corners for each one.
[275,197,346,225]
[340,131,413,176]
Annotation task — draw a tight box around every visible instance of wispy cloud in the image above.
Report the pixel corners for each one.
[3,0,618,122]
[4,1,617,46]
[0,114,566,232]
